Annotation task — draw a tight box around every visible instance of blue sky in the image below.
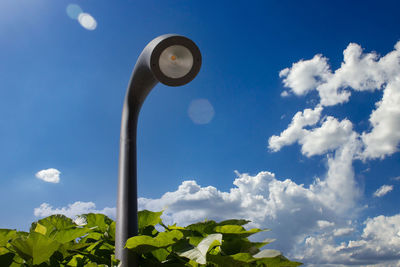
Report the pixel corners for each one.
[1,0,400,265]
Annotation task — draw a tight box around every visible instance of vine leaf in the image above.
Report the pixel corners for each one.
[10,232,60,265]
[125,230,183,253]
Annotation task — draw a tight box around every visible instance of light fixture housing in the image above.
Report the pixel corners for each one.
[149,34,201,86]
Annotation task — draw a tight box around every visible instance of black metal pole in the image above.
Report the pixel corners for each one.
[115,34,201,267]
[116,54,157,267]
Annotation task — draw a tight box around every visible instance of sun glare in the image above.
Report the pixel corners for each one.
[78,13,97,31]
[66,4,97,31]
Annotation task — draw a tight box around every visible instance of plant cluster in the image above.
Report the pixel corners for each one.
[0,210,302,266]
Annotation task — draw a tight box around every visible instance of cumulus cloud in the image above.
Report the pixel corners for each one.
[311,136,361,214]
[268,105,323,152]
[273,41,400,163]
[300,117,356,157]
[280,90,289,97]
[274,40,400,161]
[276,41,400,160]
[268,40,400,265]
[269,108,359,159]
[373,185,394,197]
[333,227,354,237]
[361,79,400,159]
[297,214,400,266]
[137,171,400,265]
[34,201,115,218]
[317,220,335,228]
[279,54,331,96]
[280,41,400,107]
[139,168,359,255]
[35,168,61,183]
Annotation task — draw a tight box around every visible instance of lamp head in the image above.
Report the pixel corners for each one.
[149,35,201,86]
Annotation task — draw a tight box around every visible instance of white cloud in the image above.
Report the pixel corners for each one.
[270,40,400,265]
[311,136,361,214]
[373,185,393,197]
[279,54,331,96]
[300,117,356,157]
[34,201,115,218]
[280,90,289,97]
[35,168,61,183]
[361,79,400,159]
[297,214,400,266]
[280,41,400,107]
[277,41,400,161]
[317,220,335,228]
[269,108,360,159]
[268,105,323,152]
[333,227,354,237]
[139,168,358,255]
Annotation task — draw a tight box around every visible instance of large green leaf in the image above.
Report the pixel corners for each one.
[138,210,163,232]
[80,232,104,243]
[11,232,60,265]
[33,223,47,236]
[53,227,90,243]
[31,215,75,237]
[214,225,265,238]
[179,233,222,264]
[217,219,251,226]
[253,249,281,258]
[0,229,17,246]
[107,221,116,241]
[221,237,267,255]
[185,221,218,236]
[56,241,90,259]
[83,214,113,233]
[151,248,170,262]
[255,255,303,266]
[125,230,184,253]
[207,252,254,266]
[65,254,85,266]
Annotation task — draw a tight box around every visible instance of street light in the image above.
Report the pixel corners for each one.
[115,34,202,266]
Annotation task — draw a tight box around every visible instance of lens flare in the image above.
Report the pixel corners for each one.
[188,99,215,125]
[66,4,82,19]
[78,13,97,31]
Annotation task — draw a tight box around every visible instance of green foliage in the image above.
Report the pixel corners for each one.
[0,211,302,266]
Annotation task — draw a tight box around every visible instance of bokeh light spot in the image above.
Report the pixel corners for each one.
[66,4,83,19]
[78,13,97,31]
[188,99,215,124]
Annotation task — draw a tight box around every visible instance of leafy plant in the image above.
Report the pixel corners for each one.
[0,211,302,266]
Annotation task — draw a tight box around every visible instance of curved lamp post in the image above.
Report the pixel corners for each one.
[115,34,202,266]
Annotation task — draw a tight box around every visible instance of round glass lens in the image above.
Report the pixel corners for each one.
[159,45,194,79]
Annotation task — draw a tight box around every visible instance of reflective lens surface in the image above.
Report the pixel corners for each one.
[159,45,193,79]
